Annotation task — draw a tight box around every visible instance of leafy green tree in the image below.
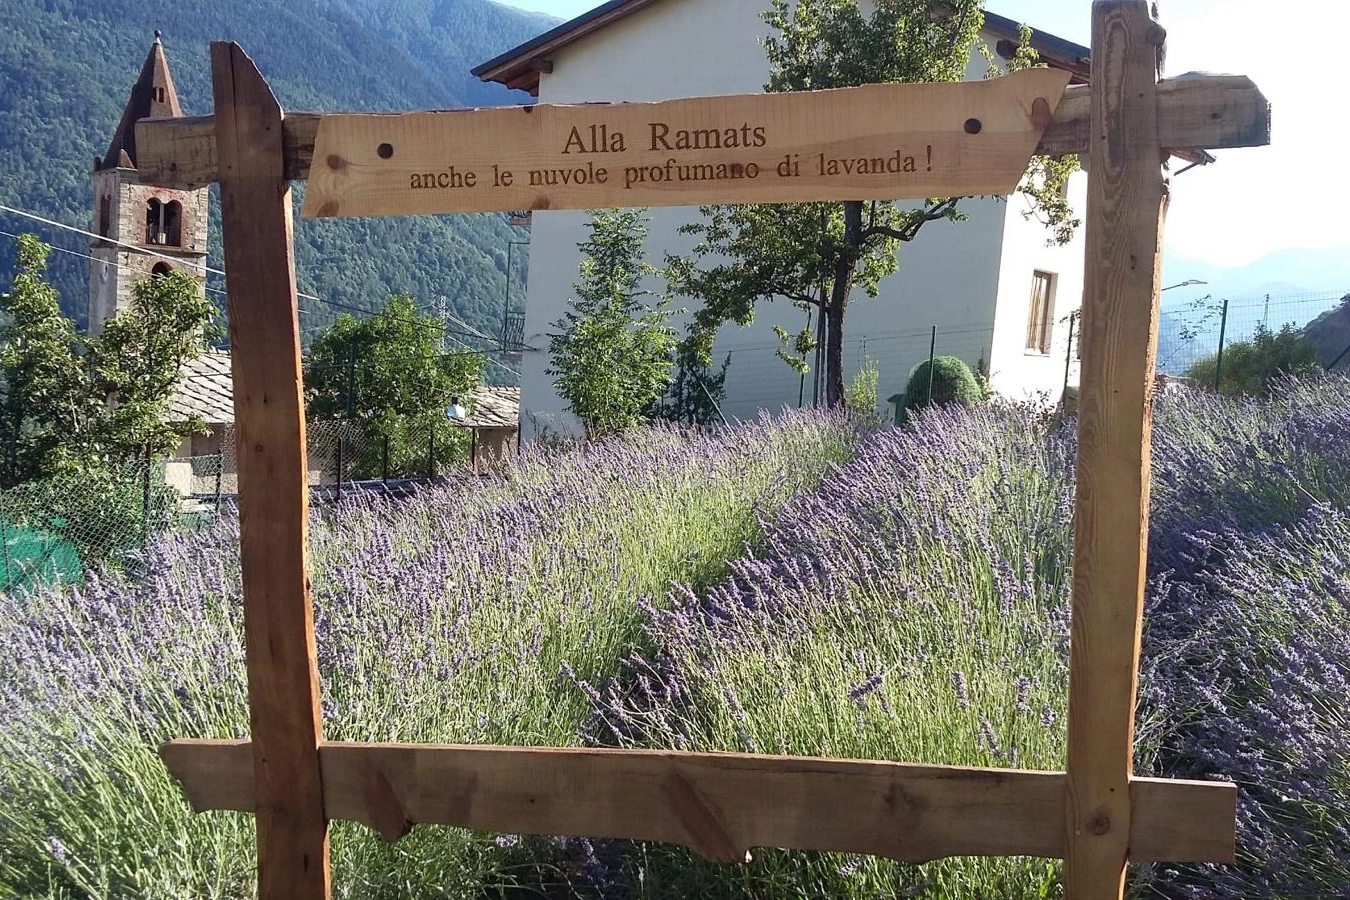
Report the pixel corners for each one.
[667,4,1078,407]
[88,269,222,466]
[0,236,93,486]
[1185,323,1321,396]
[548,209,678,440]
[305,294,484,478]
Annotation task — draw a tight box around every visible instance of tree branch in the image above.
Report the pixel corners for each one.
[860,198,961,243]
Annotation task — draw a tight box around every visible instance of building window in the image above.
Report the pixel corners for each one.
[152,262,173,278]
[98,195,111,238]
[164,201,182,246]
[1026,271,1056,355]
[145,198,182,246]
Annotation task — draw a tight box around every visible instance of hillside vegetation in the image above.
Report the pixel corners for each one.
[0,0,556,334]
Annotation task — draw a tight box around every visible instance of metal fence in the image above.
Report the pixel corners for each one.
[1158,290,1350,377]
[714,323,1039,422]
[0,458,189,595]
[171,419,476,501]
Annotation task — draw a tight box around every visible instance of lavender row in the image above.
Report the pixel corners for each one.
[576,379,1350,898]
[0,411,856,898]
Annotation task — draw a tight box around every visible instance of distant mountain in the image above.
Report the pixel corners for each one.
[0,0,558,337]
[1163,246,1350,306]
[1157,246,1350,374]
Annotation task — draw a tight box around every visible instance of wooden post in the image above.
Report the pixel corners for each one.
[212,41,331,900]
[1064,2,1168,898]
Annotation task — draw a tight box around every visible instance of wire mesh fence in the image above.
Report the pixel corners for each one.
[0,419,485,597]
[718,324,999,422]
[1158,290,1350,378]
[0,459,184,596]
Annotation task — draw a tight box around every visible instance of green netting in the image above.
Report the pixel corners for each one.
[0,518,83,594]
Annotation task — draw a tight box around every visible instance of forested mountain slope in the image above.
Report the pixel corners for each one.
[0,0,557,336]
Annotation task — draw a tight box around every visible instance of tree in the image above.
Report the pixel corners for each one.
[87,270,222,466]
[1184,323,1321,396]
[0,236,92,486]
[667,4,1079,407]
[305,294,484,478]
[548,209,678,440]
[1,240,221,483]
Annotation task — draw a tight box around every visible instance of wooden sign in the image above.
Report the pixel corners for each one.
[301,68,1070,219]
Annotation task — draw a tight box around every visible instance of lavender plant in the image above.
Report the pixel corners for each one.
[587,378,1350,899]
[0,411,855,899]
[5,375,1350,899]
[586,402,1079,897]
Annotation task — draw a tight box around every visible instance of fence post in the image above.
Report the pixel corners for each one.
[427,427,435,478]
[215,455,223,514]
[1064,3,1169,896]
[142,443,153,542]
[1063,310,1078,408]
[338,434,348,500]
[382,435,390,483]
[1212,297,1230,391]
[344,345,356,418]
[926,326,937,406]
[210,41,330,899]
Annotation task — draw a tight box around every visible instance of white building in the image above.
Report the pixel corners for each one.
[474,0,1089,436]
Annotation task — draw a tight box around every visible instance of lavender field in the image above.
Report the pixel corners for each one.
[2,381,1349,898]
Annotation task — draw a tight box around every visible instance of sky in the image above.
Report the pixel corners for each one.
[495,0,1348,270]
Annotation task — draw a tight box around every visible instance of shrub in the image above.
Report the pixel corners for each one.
[589,402,1079,898]
[844,359,885,427]
[898,355,982,420]
[1184,322,1321,395]
[1138,508,1350,899]
[589,376,1350,899]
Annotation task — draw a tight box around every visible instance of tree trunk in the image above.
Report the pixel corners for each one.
[824,201,865,408]
[825,299,847,407]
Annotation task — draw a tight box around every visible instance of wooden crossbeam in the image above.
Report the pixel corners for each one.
[132,74,1269,192]
[160,740,1236,866]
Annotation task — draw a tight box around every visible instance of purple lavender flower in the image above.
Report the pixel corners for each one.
[950,671,971,710]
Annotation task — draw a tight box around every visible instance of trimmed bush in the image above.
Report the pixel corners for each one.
[897,355,982,421]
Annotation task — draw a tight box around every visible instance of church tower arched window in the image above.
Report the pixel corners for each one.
[145,198,183,246]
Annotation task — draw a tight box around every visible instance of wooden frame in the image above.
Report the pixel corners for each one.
[139,4,1270,899]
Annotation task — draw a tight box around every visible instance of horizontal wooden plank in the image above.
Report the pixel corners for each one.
[159,740,1234,865]
[297,69,1071,217]
[1038,74,1270,157]
[133,73,1268,193]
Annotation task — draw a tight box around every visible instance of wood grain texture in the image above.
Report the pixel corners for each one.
[1064,3,1172,898]
[210,41,330,900]
[297,69,1069,217]
[133,73,1269,191]
[159,740,1236,865]
[1038,75,1270,157]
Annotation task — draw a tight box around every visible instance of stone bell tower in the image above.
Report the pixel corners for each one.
[89,32,209,335]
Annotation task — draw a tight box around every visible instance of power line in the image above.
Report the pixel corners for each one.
[1,202,513,349]
[0,229,232,300]
[0,203,222,276]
